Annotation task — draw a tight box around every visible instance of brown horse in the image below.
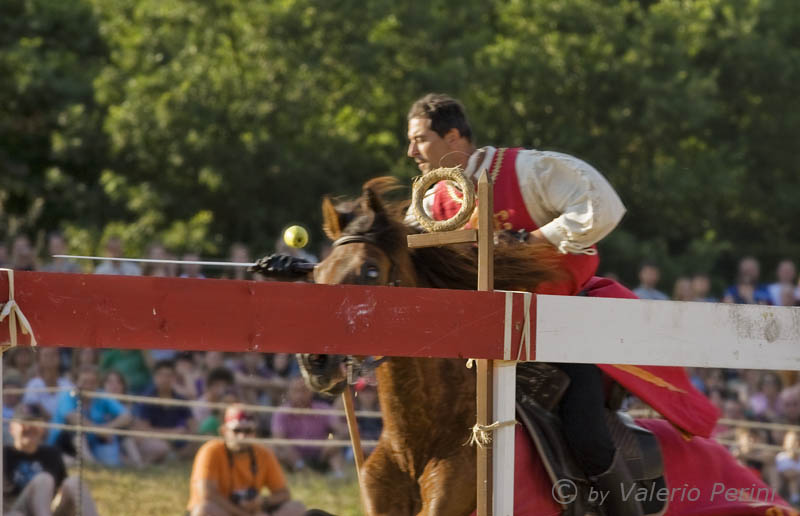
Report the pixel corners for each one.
[300,177,564,516]
[298,178,790,516]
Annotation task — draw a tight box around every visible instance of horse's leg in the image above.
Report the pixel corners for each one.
[416,453,476,516]
[361,444,420,516]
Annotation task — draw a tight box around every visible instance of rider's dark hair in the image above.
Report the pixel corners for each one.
[408,93,473,142]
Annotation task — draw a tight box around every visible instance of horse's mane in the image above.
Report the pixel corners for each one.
[324,177,566,292]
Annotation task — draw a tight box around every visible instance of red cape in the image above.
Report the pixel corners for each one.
[583,276,720,438]
[471,422,792,516]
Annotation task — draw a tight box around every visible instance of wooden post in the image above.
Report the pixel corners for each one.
[341,386,369,515]
[476,170,494,516]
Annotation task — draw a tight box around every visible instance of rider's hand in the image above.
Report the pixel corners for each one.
[248,254,313,278]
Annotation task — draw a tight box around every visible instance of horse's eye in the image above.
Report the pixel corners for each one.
[365,266,380,280]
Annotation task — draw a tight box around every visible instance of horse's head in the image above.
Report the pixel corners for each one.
[298,178,414,396]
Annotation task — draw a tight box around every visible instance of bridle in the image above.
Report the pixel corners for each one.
[327,233,397,379]
[330,234,403,288]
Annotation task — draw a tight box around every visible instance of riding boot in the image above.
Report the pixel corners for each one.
[590,450,644,516]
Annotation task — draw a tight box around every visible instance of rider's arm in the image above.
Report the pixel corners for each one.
[521,152,626,254]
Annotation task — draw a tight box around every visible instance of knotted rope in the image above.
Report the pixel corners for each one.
[0,268,37,351]
[467,420,518,448]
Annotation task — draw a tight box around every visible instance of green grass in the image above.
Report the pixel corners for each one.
[76,462,362,516]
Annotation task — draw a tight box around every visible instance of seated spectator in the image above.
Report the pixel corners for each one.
[776,430,800,506]
[768,259,799,306]
[5,347,37,384]
[39,232,81,274]
[778,284,800,307]
[748,372,783,422]
[691,273,717,302]
[10,234,36,271]
[47,365,133,467]
[197,391,238,436]
[22,347,74,419]
[632,261,668,300]
[186,404,305,516]
[723,256,771,305]
[271,378,346,476]
[731,427,777,488]
[195,351,226,394]
[71,348,99,377]
[134,360,196,463]
[142,242,173,277]
[671,276,694,301]
[3,369,25,445]
[228,243,252,281]
[99,348,151,394]
[180,253,206,279]
[234,352,281,405]
[102,369,146,467]
[174,351,201,401]
[779,385,800,426]
[194,367,235,432]
[4,404,99,516]
[94,236,141,276]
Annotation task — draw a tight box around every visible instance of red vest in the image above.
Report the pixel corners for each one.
[430,148,598,295]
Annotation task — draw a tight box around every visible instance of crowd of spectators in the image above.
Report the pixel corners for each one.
[2,232,800,507]
[625,256,800,506]
[1,233,376,483]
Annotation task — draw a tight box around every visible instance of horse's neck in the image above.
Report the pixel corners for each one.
[376,357,475,450]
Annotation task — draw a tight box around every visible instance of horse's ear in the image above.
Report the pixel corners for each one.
[361,187,384,215]
[322,196,343,240]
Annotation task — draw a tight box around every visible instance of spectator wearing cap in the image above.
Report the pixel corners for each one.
[4,404,99,516]
[186,404,305,516]
[271,378,347,477]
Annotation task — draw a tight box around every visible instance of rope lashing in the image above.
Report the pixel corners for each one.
[467,420,518,448]
[0,268,37,350]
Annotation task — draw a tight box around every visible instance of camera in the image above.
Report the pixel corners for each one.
[230,487,258,505]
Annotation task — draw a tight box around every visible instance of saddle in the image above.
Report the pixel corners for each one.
[515,363,668,516]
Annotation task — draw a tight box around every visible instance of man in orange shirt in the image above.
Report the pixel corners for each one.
[187,405,305,516]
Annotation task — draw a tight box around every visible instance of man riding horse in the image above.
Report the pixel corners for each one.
[403,93,639,515]
[255,94,719,515]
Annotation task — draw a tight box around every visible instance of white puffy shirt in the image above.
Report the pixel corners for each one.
[408,146,627,254]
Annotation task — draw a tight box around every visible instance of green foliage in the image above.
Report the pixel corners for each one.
[1,0,798,290]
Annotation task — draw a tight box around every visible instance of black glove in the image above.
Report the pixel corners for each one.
[494,229,529,246]
[248,254,314,278]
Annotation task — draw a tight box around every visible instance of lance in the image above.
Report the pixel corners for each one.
[52,255,317,273]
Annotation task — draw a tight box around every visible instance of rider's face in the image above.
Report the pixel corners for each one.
[407,117,454,174]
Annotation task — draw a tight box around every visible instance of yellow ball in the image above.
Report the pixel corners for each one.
[283,225,309,248]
